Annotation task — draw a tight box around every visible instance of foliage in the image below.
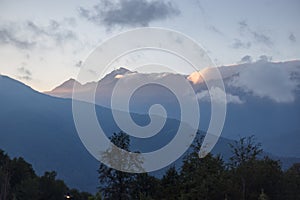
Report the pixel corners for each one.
[0,150,93,200]
[97,134,300,200]
[1,134,300,200]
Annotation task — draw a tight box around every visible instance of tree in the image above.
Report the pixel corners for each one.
[179,136,227,200]
[69,188,93,200]
[98,132,136,200]
[0,150,11,200]
[160,166,181,200]
[229,135,263,168]
[14,177,40,200]
[282,163,300,199]
[130,173,159,200]
[88,192,102,200]
[258,189,269,200]
[0,149,92,200]
[39,171,68,200]
[228,136,263,200]
[228,136,283,200]
[10,157,37,197]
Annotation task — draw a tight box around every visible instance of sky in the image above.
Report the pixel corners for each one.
[0,0,299,92]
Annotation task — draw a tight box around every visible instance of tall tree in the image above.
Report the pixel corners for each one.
[229,135,263,167]
[160,166,181,200]
[98,132,137,200]
[228,136,283,200]
[130,173,159,200]
[282,163,300,199]
[39,171,68,200]
[0,150,11,200]
[180,136,227,200]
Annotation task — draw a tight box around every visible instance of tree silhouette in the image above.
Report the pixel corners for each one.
[98,132,141,200]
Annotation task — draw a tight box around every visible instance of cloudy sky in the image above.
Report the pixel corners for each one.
[0,0,299,91]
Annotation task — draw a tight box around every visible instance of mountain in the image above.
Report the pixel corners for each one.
[1,60,300,192]
[0,74,232,192]
[45,60,300,157]
[0,75,99,192]
[45,78,82,98]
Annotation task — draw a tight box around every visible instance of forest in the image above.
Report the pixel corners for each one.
[1,132,300,200]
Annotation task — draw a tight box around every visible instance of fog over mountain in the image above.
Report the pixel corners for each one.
[45,60,300,157]
[46,60,300,105]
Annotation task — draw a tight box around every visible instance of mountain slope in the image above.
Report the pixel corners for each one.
[0,75,99,192]
[1,60,300,192]
[45,61,300,157]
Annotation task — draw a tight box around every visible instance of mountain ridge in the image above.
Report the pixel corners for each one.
[1,60,300,192]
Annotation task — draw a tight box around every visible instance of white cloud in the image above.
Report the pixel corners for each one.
[229,61,299,103]
[197,87,243,104]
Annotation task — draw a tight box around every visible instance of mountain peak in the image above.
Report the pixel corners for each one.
[53,78,81,90]
[44,78,81,97]
[106,67,132,77]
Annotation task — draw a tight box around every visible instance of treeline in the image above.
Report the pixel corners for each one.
[98,133,300,200]
[0,150,92,200]
[1,133,300,200]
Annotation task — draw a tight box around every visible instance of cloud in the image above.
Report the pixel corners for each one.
[17,65,32,81]
[240,55,253,63]
[79,0,179,29]
[208,25,224,36]
[0,23,36,49]
[289,33,296,43]
[232,39,251,49]
[197,87,244,104]
[228,61,299,103]
[238,20,248,30]
[252,31,273,47]
[257,55,272,62]
[26,20,76,44]
[75,60,83,68]
[237,20,273,47]
[0,20,77,49]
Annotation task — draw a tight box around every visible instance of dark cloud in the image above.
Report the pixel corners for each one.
[289,33,296,43]
[238,20,248,31]
[75,60,83,68]
[237,20,273,47]
[0,24,36,49]
[0,20,77,49]
[252,31,273,47]
[240,55,253,63]
[193,0,205,15]
[208,25,224,36]
[26,20,76,44]
[232,39,251,49]
[17,66,32,80]
[257,55,272,62]
[79,0,180,29]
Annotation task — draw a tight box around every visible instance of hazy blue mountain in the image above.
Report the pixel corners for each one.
[0,75,99,192]
[46,61,300,157]
[0,75,232,192]
[1,60,300,192]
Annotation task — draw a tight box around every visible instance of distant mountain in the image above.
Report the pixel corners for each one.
[45,60,300,157]
[0,75,99,192]
[45,78,81,98]
[1,60,300,192]
[0,74,238,192]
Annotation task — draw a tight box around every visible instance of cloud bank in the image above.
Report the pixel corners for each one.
[197,87,243,104]
[79,0,179,29]
[229,61,299,103]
